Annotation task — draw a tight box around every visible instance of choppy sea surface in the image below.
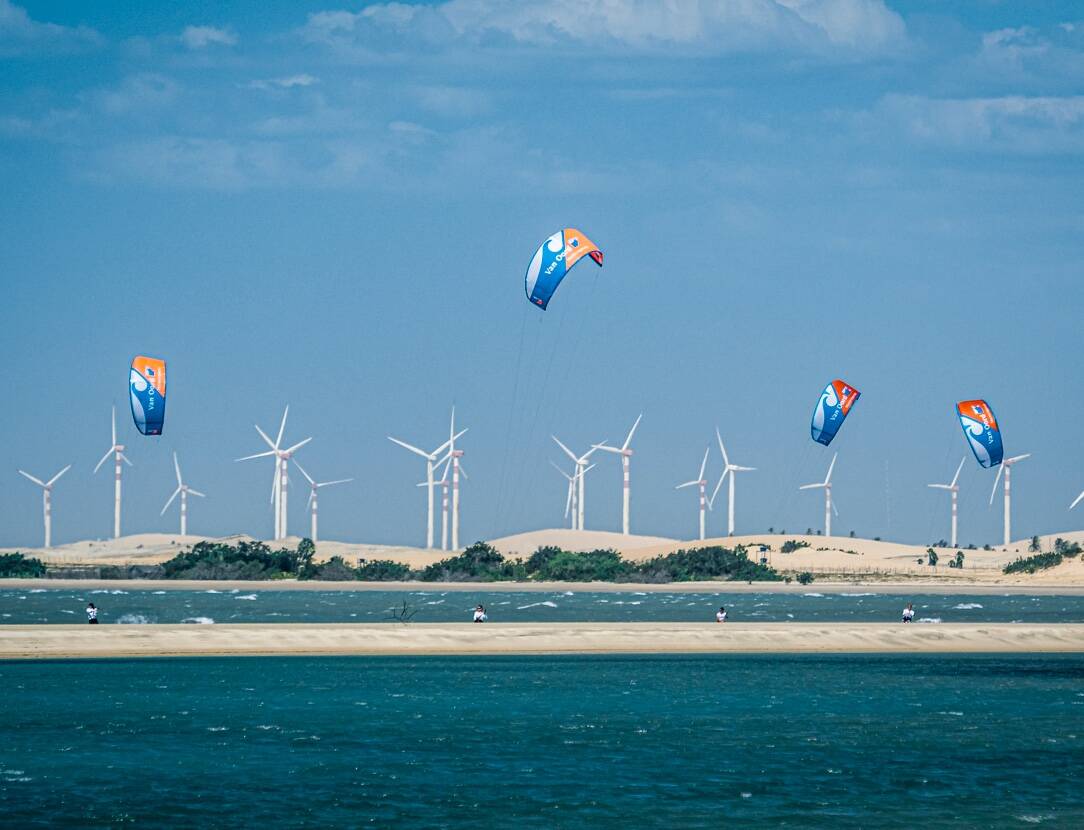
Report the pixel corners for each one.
[1,587,1082,624]
[1,654,1081,828]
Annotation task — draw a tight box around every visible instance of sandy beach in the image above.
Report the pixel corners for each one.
[2,622,1082,659]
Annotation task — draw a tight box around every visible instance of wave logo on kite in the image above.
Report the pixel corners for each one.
[956,399,1002,468]
[130,355,167,436]
[811,379,860,446]
[524,228,603,310]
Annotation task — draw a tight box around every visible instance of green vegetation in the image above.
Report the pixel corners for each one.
[31,538,783,584]
[796,572,815,585]
[1003,551,1065,575]
[780,540,810,554]
[1054,538,1082,558]
[0,552,47,578]
[1029,535,1042,553]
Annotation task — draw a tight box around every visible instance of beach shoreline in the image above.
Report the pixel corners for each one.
[2,622,1082,659]
[4,578,1084,595]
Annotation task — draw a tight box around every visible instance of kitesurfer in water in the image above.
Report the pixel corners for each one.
[86,602,99,624]
[715,606,727,623]
[473,605,487,623]
[902,603,915,623]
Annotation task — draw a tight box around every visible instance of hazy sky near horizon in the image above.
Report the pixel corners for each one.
[1,0,1083,549]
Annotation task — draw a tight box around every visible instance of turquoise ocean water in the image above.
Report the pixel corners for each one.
[1,655,1082,828]
[3,587,1083,624]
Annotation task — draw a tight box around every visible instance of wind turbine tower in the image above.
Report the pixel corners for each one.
[675,447,711,540]
[17,464,71,548]
[237,406,312,541]
[800,452,838,537]
[292,460,352,543]
[161,452,205,536]
[553,436,603,532]
[389,420,465,549]
[93,406,131,539]
[990,453,1031,547]
[709,428,756,536]
[594,413,642,535]
[928,457,965,548]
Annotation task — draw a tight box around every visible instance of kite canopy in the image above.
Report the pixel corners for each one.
[810,379,860,446]
[130,355,166,436]
[524,228,603,310]
[956,399,1003,468]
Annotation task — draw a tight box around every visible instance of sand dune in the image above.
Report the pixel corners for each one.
[2,623,1081,659]
[5,528,1084,585]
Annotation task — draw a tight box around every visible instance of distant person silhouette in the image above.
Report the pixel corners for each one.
[473,604,487,623]
[86,602,99,624]
[715,606,728,623]
[902,603,915,623]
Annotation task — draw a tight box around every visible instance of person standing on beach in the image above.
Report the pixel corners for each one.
[86,602,99,624]
[902,603,914,623]
[473,605,487,623]
[715,606,727,623]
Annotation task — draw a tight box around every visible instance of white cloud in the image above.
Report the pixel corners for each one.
[0,0,100,55]
[247,74,320,91]
[180,25,237,49]
[302,0,906,55]
[89,74,180,115]
[878,94,1084,153]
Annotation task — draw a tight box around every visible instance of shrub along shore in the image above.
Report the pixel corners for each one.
[0,540,782,584]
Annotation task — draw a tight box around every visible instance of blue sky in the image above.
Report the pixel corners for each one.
[1,0,1082,549]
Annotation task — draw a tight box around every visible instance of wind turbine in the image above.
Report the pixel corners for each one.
[800,452,838,537]
[928,457,965,548]
[422,461,452,550]
[446,407,467,550]
[708,428,756,536]
[17,464,71,548]
[291,460,351,543]
[551,460,595,530]
[237,406,312,541]
[93,406,132,539]
[160,452,205,536]
[593,413,643,535]
[990,453,1031,547]
[388,422,465,549]
[675,446,711,540]
[553,436,603,531]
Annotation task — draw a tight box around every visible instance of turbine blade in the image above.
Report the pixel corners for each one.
[292,459,315,485]
[732,465,756,472]
[160,487,180,515]
[307,490,315,511]
[1006,453,1031,465]
[18,470,45,487]
[458,465,468,480]
[950,457,965,488]
[93,448,113,474]
[1071,490,1084,510]
[824,452,837,485]
[46,464,72,487]
[591,444,621,454]
[187,489,206,498]
[990,463,1004,506]
[928,484,951,490]
[550,461,573,481]
[318,478,353,488]
[582,442,607,460]
[254,424,277,450]
[799,483,823,491]
[388,436,430,459]
[715,427,730,467]
[275,405,289,448]
[564,481,573,517]
[237,449,276,462]
[283,436,312,455]
[552,436,578,463]
[709,468,727,509]
[173,452,183,486]
[111,406,117,445]
[831,498,839,518]
[697,446,709,481]
[622,413,642,451]
[675,480,699,490]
